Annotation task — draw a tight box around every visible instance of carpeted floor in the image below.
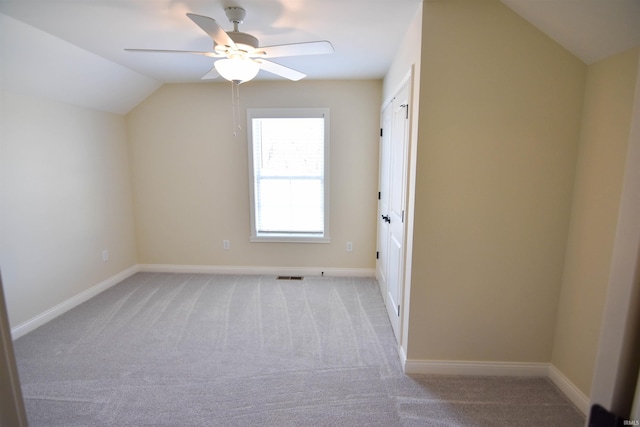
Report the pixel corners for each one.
[13,273,585,426]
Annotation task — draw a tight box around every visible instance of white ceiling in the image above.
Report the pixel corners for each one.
[0,0,423,83]
[1,0,639,113]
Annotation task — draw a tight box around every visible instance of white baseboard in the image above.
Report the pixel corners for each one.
[548,364,590,416]
[10,265,139,340]
[404,359,549,377]
[137,264,376,278]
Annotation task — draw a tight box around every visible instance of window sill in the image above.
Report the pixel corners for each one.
[250,235,331,244]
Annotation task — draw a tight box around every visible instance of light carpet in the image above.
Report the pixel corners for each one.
[13,273,585,426]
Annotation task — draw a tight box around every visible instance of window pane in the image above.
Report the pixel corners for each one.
[254,118,324,178]
[257,178,323,233]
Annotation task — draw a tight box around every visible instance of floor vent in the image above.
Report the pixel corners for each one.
[277,276,304,280]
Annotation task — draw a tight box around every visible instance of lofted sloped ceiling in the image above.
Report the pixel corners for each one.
[502,0,640,64]
[1,0,639,114]
[1,14,161,114]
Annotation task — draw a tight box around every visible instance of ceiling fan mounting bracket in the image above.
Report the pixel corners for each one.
[224,7,246,25]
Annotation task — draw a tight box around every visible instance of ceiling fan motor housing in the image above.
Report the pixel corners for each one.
[228,32,259,51]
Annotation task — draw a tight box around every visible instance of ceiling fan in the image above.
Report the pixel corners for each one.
[126,6,334,83]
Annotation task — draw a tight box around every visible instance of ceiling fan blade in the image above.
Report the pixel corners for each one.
[255,59,306,81]
[257,41,334,58]
[201,66,220,80]
[125,48,220,58]
[186,13,237,50]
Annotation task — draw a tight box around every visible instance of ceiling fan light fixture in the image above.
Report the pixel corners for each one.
[214,57,260,83]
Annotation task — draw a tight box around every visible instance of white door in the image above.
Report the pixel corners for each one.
[378,81,410,341]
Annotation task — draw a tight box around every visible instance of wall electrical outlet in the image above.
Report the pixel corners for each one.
[102,249,109,261]
[223,240,230,250]
[346,241,353,252]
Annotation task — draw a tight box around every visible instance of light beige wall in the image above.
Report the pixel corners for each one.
[127,80,381,269]
[0,15,28,423]
[0,91,137,326]
[407,0,585,362]
[383,2,422,102]
[552,47,640,397]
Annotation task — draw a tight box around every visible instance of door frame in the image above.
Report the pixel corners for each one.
[590,55,640,418]
[0,271,28,426]
[377,69,413,347]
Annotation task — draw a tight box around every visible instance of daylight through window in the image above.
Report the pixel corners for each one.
[248,108,330,242]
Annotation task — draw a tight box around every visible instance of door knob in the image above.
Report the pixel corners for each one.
[381,214,391,223]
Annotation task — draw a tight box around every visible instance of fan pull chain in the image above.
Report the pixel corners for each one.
[231,81,242,137]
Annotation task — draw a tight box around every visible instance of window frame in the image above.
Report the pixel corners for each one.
[247,107,331,243]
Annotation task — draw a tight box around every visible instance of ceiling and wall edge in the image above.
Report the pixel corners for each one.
[3,0,640,115]
[0,13,161,115]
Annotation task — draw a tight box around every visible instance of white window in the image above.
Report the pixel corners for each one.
[247,108,330,243]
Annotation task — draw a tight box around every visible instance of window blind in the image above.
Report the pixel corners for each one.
[251,117,325,235]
